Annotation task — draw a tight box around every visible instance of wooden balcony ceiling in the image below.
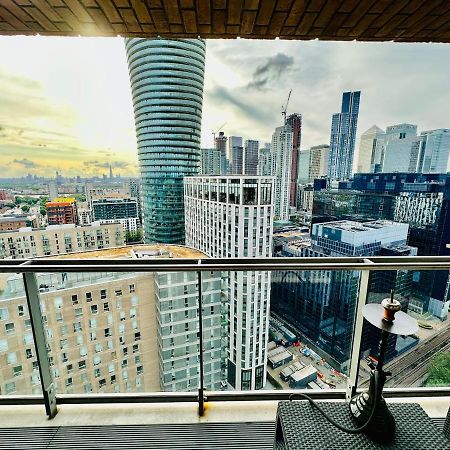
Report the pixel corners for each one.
[0,1,449,42]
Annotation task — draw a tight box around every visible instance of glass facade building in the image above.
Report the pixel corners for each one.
[125,38,206,244]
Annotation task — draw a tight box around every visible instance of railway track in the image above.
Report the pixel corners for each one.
[359,325,450,388]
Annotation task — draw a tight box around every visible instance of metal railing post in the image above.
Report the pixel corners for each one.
[23,273,57,418]
[197,269,206,416]
[346,266,370,402]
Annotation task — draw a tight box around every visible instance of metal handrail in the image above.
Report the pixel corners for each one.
[1,255,450,272]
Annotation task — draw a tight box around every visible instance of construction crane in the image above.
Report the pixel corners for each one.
[281,89,292,124]
[212,122,227,145]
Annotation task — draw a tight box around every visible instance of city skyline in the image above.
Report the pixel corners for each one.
[0,36,449,177]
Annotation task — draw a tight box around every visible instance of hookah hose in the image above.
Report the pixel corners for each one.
[288,372,381,434]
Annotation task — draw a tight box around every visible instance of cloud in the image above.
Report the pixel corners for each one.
[12,158,40,169]
[83,160,130,170]
[247,53,294,90]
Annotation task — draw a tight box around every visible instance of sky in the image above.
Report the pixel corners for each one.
[0,36,449,178]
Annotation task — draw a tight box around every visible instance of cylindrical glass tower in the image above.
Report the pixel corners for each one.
[125,38,205,244]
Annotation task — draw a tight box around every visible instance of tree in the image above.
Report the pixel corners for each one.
[21,204,30,213]
[40,206,47,216]
[427,351,450,386]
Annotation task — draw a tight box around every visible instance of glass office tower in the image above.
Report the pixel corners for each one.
[125,38,206,243]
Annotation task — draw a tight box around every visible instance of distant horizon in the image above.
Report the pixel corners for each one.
[0,36,449,177]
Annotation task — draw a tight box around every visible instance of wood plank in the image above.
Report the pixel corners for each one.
[0,21,16,31]
[86,7,114,32]
[255,0,275,26]
[228,0,243,25]
[179,0,194,8]
[314,0,342,27]
[296,11,317,35]
[284,0,306,26]
[114,1,130,6]
[323,11,348,35]
[197,0,211,24]
[170,23,184,32]
[243,0,259,9]
[197,23,211,33]
[348,12,377,36]
[111,22,127,32]
[23,6,59,30]
[280,25,296,35]
[54,20,73,31]
[130,0,152,23]
[98,0,122,23]
[63,0,95,22]
[54,6,83,29]
[1,0,34,21]
[398,14,443,37]
[163,0,182,23]
[182,9,197,33]
[151,8,170,32]
[400,0,443,28]
[368,0,391,14]
[275,0,294,12]
[46,0,65,6]
[338,0,360,14]
[31,0,63,21]
[212,8,225,33]
[146,0,162,8]
[371,0,410,28]
[0,5,30,29]
[212,0,227,9]
[120,7,142,32]
[375,14,408,37]
[240,10,256,33]
[226,24,239,33]
[81,0,98,6]
[343,0,376,28]
[307,0,327,13]
[140,23,155,32]
[268,11,287,35]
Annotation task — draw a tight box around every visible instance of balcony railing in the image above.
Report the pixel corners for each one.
[0,256,449,419]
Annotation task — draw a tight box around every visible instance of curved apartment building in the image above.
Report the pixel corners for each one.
[125,38,206,244]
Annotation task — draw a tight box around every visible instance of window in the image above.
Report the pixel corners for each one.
[93,355,101,366]
[89,319,97,329]
[95,343,103,353]
[73,322,82,332]
[17,305,25,317]
[134,355,140,364]
[90,305,98,314]
[78,360,86,370]
[132,344,139,354]
[99,378,106,388]
[130,308,136,318]
[71,294,78,305]
[119,324,125,334]
[0,339,8,352]
[137,366,143,375]
[120,311,126,321]
[23,333,33,345]
[61,352,68,363]
[24,319,31,329]
[85,292,92,302]
[115,289,122,297]
[25,348,33,359]
[7,352,17,365]
[55,312,63,322]
[5,323,15,334]
[123,347,128,356]
[53,297,63,309]
[13,365,22,377]
[100,289,107,299]
[110,375,116,384]
[80,346,88,357]
[129,284,135,293]
[60,339,68,349]
[75,308,83,317]
[5,382,16,394]
[103,302,109,312]
[135,332,141,341]
[94,368,100,378]
[104,328,111,338]
[66,377,73,387]
[84,383,92,393]
[66,363,73,374]
[108,363,115,374]
[121,359,128,368]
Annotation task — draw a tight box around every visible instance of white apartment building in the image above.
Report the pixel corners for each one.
[184,176,274,390]
[271,126,293,220]
[0,222,124,259]
[309,144,330,181]
[357,126,385,173]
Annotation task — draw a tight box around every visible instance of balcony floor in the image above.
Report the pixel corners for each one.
[0,398,447,449]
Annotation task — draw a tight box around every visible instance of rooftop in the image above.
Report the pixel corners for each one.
[318,220,405,232]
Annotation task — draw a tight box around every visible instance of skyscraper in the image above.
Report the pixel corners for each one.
[286,114,302,206]
[382,124,418,173]
[125,38,206,244]
[215,131,228,175]
[257,143,272,176]
[357,126,385,173]
[328,91,361,181]
[418,129,450,173]
[200,148,222,175]
[185,176,274,390]
[297,149,311,184]
[271,125,293,220]
[244,140,259,175]
[228,136,243,175]
[309,144,330,181]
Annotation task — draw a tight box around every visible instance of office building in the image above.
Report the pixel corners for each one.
[271,125,293,220]
[383,124,418,173]
[46,198,78,225]
[418,129,450,173]
[309,144,330,181]
[285,114,302,207]
[257,144,272,176]
[215,131,228,175]
[272,220,411,371]
[328,91,361,181]
[92,198,139,233]
[185,176,274,390]
[128,179,142,225]
[0,222,124,259]
[0,244,223,395]
[48,181,57,201]
[313,172,450,320]
[357,126,385,173]
[201,148,221,175]
[228,136,244,175]
[298,149,311,185]
[297,184,314,213]
[244,140,259,175]
[76,203,92,226]
[125,38,205,244]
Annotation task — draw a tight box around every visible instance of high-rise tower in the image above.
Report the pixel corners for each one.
[125,38,206,244]
[328,91,361,181]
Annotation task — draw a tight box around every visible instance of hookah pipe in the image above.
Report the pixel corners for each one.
[290,290,418,444]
